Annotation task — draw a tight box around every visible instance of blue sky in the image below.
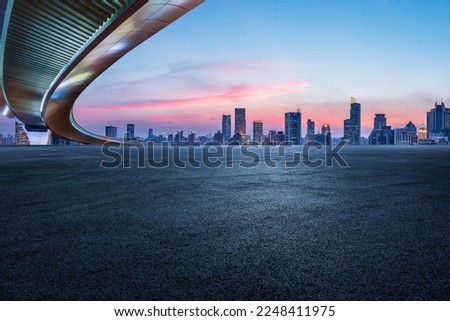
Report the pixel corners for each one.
[1,0,450,138]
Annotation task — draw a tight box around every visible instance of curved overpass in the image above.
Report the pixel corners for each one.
[0,0,203,144]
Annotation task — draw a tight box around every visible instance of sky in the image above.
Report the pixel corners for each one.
[1,0,450,138]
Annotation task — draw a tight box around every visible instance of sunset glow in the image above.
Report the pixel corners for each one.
[1,0,449,138]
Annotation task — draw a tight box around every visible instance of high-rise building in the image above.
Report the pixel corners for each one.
[188,131,196,144]
[445,109,450,133]
[307,124,332,145]
[305,119,315,143]
[343,119,351,141]
[369,114,393,145]
[373,114,387,130]
[235,108,246,135]
[321,124,331,135]
[285,111,301,144]
[147,128,154,141]
[321,124,331,145]
[15,122,30,145]
[105,125,117,138]
[276,131,285,144]
[6,134,14,145]
[174,130,184,143]
[268,130,277,144]
[307,119,315,135]
[222,114,231,144]
[253,120,263,144]
[126,123,135,141]
[426,101,450,137]
[343,97,361,144]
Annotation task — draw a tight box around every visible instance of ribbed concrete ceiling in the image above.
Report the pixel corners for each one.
[3,0,133,127]
[1,0,204,144]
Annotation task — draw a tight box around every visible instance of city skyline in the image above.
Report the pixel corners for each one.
[100,100,429,145]
[2,97,448,144]
[1,0,450,138]
[97,97,440,142]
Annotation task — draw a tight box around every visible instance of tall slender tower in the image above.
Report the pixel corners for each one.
[126,123,135,141]
[285,111,302,144]
[235,108,246,135]
[307,119,315,135]
[253,120,263,144]
[343,97,361,144]
[222,114,231,144]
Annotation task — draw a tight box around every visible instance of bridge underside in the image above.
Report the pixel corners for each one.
[0,0,203,144]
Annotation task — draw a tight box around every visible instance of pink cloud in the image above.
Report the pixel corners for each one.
[74,79,308,136]
[80,80,308,112]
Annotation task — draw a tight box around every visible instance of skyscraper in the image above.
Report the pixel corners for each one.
[446,109,450,133]
[321,124,331,135]
[373,114,387,130]
[253,120,263,144]
[369,114,393,145]
[268,130,277,144]
[305,119,315,143]
[15,122,30,145]
[105,125,117,138]
[276,131,285,144]
[222,114,231,144]
[6,134,14,145]
[147,128,154,141]
[235,108,246,135]
[188,131,196,144]
[126,123,135,141]
[285,111,301,144]
[322,123,331,145]
[307,119,315,135]
[343,97,361,144]
[426,101,450,137]
[174,130,184,143]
